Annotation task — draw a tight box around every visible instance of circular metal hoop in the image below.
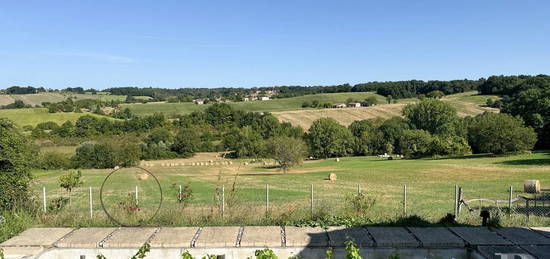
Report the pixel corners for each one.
[99,166,163,227]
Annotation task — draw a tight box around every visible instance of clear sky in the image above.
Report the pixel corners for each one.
[1,0,549,89]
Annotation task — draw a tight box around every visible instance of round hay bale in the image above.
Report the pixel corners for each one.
[328,173,337,181]
[524,180,541,194]
[229,161,233,165]
[114,166,120,170]
[335,158,340,162]
[137,173,149,180]
[244,162,248,166]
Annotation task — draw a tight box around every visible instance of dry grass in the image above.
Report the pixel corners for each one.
[272,91,499,128]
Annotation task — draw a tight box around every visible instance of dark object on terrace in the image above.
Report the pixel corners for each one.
[480,210,490,226]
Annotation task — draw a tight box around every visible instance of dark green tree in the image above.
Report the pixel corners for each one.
[403,99,458,135]
[306,118,354,158]
[266,136,307,173]
[171,128,200,158]
[0,119,34,210]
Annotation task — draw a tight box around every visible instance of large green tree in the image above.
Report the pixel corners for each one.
[0,119,34,210]
[403,99,458,135]
[466,112,537,154]
[306,118,354,158]
[171,128,200,158]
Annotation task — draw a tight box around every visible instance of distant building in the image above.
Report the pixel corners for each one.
[260,96,270,101]
[348,102,361,107]
[243,97,250,102]
[333,103,346,108]
[194,99,205,105]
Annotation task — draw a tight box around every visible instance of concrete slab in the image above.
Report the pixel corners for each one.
[101,227,157,248]
[366,227,419,247]
[476,246,534,259]
[408,227,464,247]
[284,227,328,247]
[194,227,240,248]
[530,227,550,238]
[520,245,550,258]
[0,246,44,258]
[449,227,511,246]
[493,227,550,245]
[149,227,198,248]
[240,226,282,247]
[55,228,116,248]
[326,227,374,247]
[0,228,73,247]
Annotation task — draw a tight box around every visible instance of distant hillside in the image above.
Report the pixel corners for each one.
[272,91,499,129]
[0,108,117,127]
[122,92,385,116]
[0,92,125,107]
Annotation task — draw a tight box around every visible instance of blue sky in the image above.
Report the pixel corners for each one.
[1,0,549,89]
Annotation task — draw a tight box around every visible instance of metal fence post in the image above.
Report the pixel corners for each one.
[221,185,225,218]
[43,186,47,213]
[509,186,513,212]
[457,186,463,217]
[357,184,361,195]
[310,184,314,218]
[89,186,93,218]
[179,185,182,201]
[266,184,269,215]
[135,186,139,206]
[403,184,407,216]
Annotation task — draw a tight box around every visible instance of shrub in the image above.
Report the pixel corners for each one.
[428,135,471,156]
[0,210,33,243]
[397,130,432,158]
[37,152,70,170]
[48,197,69,211]
[266,136,307,173]
[345,193,376,214]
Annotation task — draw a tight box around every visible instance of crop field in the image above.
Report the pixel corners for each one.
[272,92,499,128]
[0,108,116,127]
[31,151,550,227]
[121,92,386,116]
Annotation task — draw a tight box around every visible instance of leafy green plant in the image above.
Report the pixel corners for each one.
[96,255,107,259]
[324,247,334,259]
[344,240,362,259]
[118,192,140,214]
[58,170,83,203]
[0,247,5,259]
[388,252,400,259]
[48,197,69,211]
[345,193,376,214]
[181,250,194,259]
[254,248,278,259]
[130,242,151,259]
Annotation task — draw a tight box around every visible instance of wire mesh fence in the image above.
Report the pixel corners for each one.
[34,183,550,226]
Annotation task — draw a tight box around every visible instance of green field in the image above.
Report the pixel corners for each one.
[122,92,386,116]
[0,92,126,107]
[31,151,550,227]
[0,108,116,127]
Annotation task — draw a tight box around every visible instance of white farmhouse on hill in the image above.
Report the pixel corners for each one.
[333,103,346,108]
[194,99,205,105]
[348,102,361,107]
[260,96,270,101]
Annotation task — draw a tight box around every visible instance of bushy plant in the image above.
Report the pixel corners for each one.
[345,193,376,214]
[344,240,362,259]
[48,197,69,211]
[37,152,70,170]
[253,248,278,259]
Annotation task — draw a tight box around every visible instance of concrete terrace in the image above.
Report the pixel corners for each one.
[2,226,550,258]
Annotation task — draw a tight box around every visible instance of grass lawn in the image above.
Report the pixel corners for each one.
[0,108,117,127]
[31,151,550,227]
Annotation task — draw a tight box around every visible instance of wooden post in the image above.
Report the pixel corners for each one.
[221,185,225,218]
[403,184,407,216]
[43,186,47,213]
[135,186,139,206]
[357,184,361,195]
[266,184,269,215]
[454,185,458,217]
[310,184,314,218]
[89,187,93,218]
[458,187,463,217]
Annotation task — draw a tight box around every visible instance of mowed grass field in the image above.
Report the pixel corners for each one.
[0,108,116,127]
[272,91,499,128]
[31,151,550,226]
[0,92,126,106]
[121,92,386,116]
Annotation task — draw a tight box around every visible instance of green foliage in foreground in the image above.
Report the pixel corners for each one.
[0,119,34,210]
